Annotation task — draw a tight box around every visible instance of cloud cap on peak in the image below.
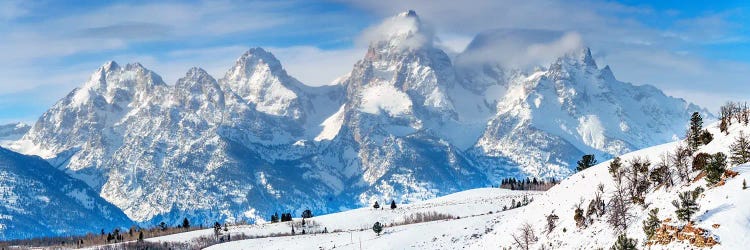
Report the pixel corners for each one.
[456,29,584,70]
[356,9,434,50]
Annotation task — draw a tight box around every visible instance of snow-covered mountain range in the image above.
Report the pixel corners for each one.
[0,146,132,240]
[5,10,706,227]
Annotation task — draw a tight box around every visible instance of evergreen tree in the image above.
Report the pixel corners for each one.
[720,116,729,134]
[302,209,313,218]
[730,131,750,165]
[372,222,383,236]
[271,212,279,223]
[651,154,670,187]
[642,208,660,239]
[609,157,623,180]
[577,154,597,171]
[611,234,637,250]
[182,217,190,229]
[687,112,704,151]
[373,201,380,209]
[390,200,397,209]
[113,228,121,242]
[672,188,702,222]
[706,152,727,186]
[743,179,747,190]
[693,152,710,171]
[628,157,651,204]
[700,130,713,145]
[213,222,222,239]
[137,231,144,242]
[574,207,585,228]
[546,212,559,234]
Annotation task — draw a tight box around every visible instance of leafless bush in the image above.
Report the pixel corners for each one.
[512,223,538,250]
[607,182,633,232]
[391,211,454,226]
[672,144,693,183]
[90,233,252,250]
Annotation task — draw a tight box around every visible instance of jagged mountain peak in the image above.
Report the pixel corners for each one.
[220,48,305,119]
[88,61,164,87]
[97,61,151,76]
[182,67,213,82]
[65,61,165,109]
[553,47,598,70]
[101,60,119,72]
[229,47,285,78]
[176,67,221,92]
[599,65,616,81]
[398,9,419,18]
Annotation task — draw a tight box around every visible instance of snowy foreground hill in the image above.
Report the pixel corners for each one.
[89,121,750,249]
[2,10,706,228]
[0,147,132,239]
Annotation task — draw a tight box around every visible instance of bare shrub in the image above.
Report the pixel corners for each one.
[392,211,454,226]
[512,223,538,250]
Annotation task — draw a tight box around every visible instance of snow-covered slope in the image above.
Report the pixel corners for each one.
[0,146,132,240]
[468,121,750,249]
[122,188,541,249]
[6,10,708,230]
[132,121,748,249]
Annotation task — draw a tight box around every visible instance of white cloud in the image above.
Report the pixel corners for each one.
[456,30,584,69]
[0,0,348,96]
[1,0,749,123]
[268,46,365,85]
[355,11,434,50]
[0,0,29,21]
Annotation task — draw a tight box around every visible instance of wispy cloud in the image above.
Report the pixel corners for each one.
[0,0,749,123]
[0,0,29,21]
[0,0,371,122]
[456,29,584,70]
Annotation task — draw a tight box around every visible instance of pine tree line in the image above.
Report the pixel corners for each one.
[0,217,211,249]
[499,177,558,191]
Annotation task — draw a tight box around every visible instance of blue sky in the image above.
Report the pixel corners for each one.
[1,0,749,123]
